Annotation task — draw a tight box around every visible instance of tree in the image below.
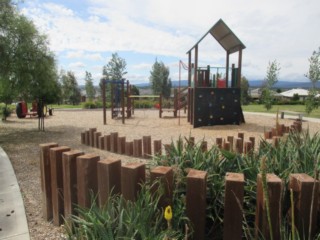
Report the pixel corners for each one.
[240,76,250,105]
[149,60,172,98]
[101,53,127,101]
[261,60,280,110]
[0,0,59,119]
[102,53,127,80]
[130,85,140,96]
[305,47,320,114]
[60,71,81,105]
[84,71,96,101]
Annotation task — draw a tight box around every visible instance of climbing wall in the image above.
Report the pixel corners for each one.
[193,88,243,128]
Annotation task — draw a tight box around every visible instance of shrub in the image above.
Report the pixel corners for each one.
[0,103,12,120]
[82,101,105,109]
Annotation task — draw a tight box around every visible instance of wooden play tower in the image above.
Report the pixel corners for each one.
[186,19,246,128]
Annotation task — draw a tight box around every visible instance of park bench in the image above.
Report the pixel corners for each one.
[280,110,304,120]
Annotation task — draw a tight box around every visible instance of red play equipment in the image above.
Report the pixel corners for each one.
[16,100,48,118]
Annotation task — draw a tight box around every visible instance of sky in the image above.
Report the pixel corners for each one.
[19,0,320,86]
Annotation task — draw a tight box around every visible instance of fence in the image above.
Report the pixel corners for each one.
[80,128,259,156]
[39,142,319,240]
[80,118,302,158]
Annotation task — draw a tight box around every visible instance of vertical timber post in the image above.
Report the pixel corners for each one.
[97,158,121,206]
[77,154,100,208]
[289,173,319,239]
[50,146,71,226]
[39,142,58,221]
[186,169,207,240]
[121,163,146,201]
[62,150,84,220]
[102,78,106,125]
[223,172,244,240]
[255,173,283,240]
[150,166,174,210]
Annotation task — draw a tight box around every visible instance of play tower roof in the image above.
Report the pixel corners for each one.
[187,18,246,54]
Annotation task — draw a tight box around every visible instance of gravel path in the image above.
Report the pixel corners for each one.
[0,109,319,239]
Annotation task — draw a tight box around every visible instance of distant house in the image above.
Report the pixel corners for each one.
[249,88,281,100]
[280,88,309,101]
[249,88,262,100]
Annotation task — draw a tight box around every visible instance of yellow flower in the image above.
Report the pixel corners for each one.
[164,205,172,221]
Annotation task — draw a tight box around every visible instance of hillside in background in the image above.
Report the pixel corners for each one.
[134,80,320,89]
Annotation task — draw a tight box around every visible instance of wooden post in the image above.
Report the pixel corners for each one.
[133,139,142,157]
[289,174,319,239]
[143,136,152,159]
[110,132,118,153]
[97,158,121,207]
[226,51,230,87]
[125,141,134,156]
[244,141,253,154]
[50,146,71,226]
[94,132,101,148]
[117,136,126,154]
[102,78,106,125]
[227,136,234,151]
[121,79,125,124]
[99,136,104,150]
[186,169,207,240]
[89,128,97,147]
[77,154,100,208]
[249,137,255,150]
[62,150,84,220]
[272,136,280,147]
[201,141,207,152]
[159,94,162,118]
[150,166,174,210]
[154,140,162,155]
[39,142,58,221]
[216,137,223,148]
[188,136,195,147]
[121,163,146,201]
[104,135,111,151]
[238,132,244,140]
[223,173,244,240]
[255,173,283,240]
[164,144,171,156]
[85,130,90,145]
[81,132,85,144]
[223,141,231,151]
[235,138,243,154]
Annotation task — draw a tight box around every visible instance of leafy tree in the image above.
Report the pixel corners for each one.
[130,85,140,96]
[102,53,127,80]
[0,0,59,119]
[261,60,280,110]
[240,76,250,105]
[101,53,127,102]
[84,71,96,101]
[149,60,172,98]
[305,47,320,114]
[60,71,81,105]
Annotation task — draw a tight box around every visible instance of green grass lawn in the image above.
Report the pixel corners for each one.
[49,103,320,118]
[242,104,320,118]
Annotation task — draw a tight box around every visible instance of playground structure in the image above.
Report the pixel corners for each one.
[101,19,246,128]
[15,99,51,131]
[185,18,246,128]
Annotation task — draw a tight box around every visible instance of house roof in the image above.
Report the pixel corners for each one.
[186,19,246,54]
[280,88,309,97]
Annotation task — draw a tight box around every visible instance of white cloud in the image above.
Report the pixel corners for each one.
[20,0,320,82]
[68,62,86,69]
